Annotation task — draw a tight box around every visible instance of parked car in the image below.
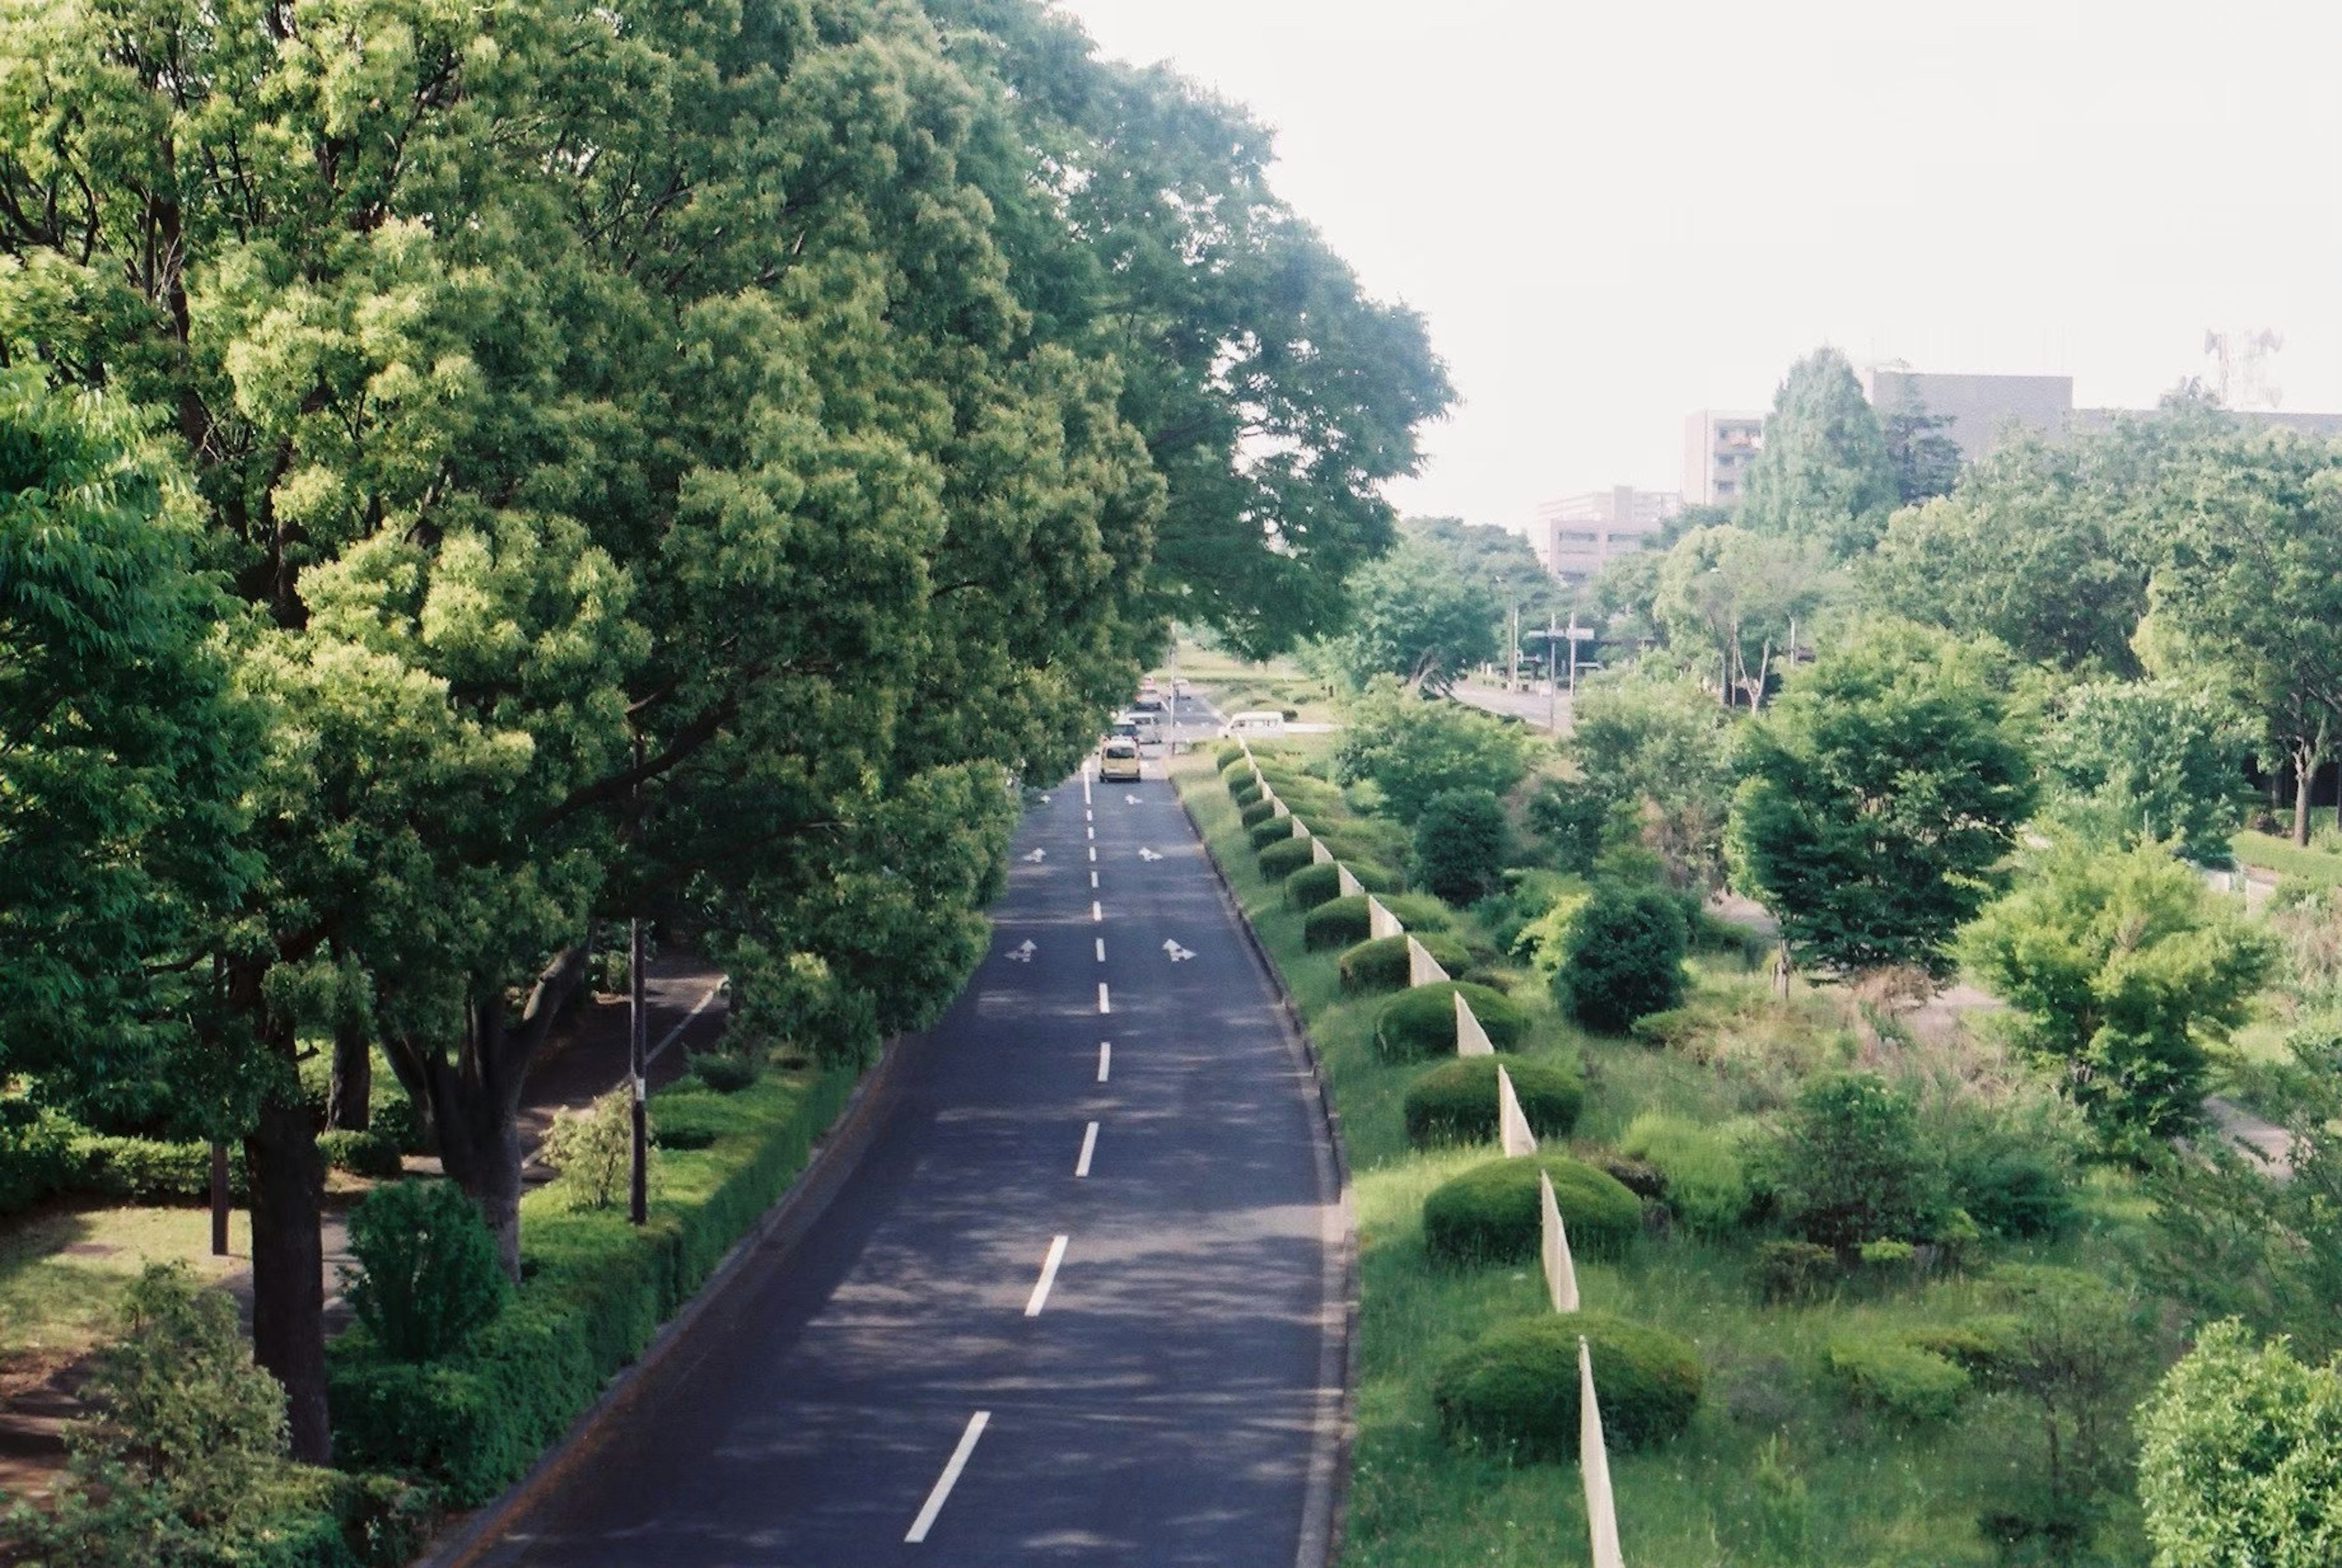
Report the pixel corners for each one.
[1098,738,1142,781]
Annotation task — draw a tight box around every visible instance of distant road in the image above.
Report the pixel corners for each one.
[1450,678,1570,732]
[470,765,1343,1567]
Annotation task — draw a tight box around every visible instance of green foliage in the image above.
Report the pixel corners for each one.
[1302,886,1447,945]
[1432,1312,1701,1459]
[1328,539,1501,693]
[1241,799,1283,829]
[1215,743,1248,768]
[1822,1332,1969,1425]
[539,1090,645,1213]
[1555,883,1689,1033]
[1333,675,1533,823]
[317,1131,404,1181]
[1766,1073,1941,1253]
[344,1181,510,1364]
[1338,933,1472,993]
[689,1050,761,1095]
[1974,1265,2147,1557]
[1419,1154,1643,1264]
[1372,982,1527,1062]
[1401,1056,1583,1148]
[2041,679,2251,862]
[1619,1112,1751,1233]
[1881,397,1964,506]
[2135,1320,2342,1568]
[1287,863,1395,914]
[1961,839,2272,1149]
[1249,820,1302,854]
[1569,673,1734,884]
[1524,777,1619,876]
[1411,790,1508,904]
[1257,837,1317,879]
[1729,618,2038,976]
[1652,524,1830,711]
[1929,1092,2083,1240]
[331,1070,854,1504]
[1739,347,1899,558]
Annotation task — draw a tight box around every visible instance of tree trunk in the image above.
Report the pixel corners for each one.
[326,1012,370,1131]
[2295,745,2317,847]
[435,1089,526,1279]
[246,1091,330,1464]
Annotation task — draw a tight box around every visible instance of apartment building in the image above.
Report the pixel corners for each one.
[1681,410,1764,506]
[1536,487,1681,582]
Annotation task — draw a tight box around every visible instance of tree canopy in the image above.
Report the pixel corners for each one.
[1739,348,1898,559]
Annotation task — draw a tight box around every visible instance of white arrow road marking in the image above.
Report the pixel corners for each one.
[1040,794,1051,804]
[905,1411,990,1544]
[1025,1236,1069,1316]
[1004,939,1037,963]
[1162,939,1195,962]
[1137,847,1163,862]
[1022,847,1045,862]
[1125,793,1141,805]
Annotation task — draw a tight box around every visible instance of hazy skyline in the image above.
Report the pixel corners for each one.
[1053,0,2342,535]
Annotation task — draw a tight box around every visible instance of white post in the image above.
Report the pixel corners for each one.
[1541,1169,1579,1312]
[1312,839,1334,866]
[1291,816,1310,840]
[1580,1337,1625,1568]
[1407,934,1450,987]
[1367,895,1403,940]
[1272,796,1289,819]
[1338,864,1364,898]
[1455,992,1494,1056]
[1498,1064,1538,1156]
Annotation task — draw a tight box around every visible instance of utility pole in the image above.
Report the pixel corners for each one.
[1547,615,1559,731]
[1567,611,1580,699]
[628,733,648,1227]
[1508,601,1520,693]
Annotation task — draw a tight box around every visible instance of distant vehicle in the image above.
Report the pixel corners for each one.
[1108,716,1139,742]
[1119,709,1164,745]
[1129,693,1167,714]
[1220,709,1286,740]
[1098,738,1142,781]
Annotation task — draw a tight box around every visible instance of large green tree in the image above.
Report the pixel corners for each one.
[1334,675,1532,823]
[1728,620,2037,977]
[1569,672,1735,886]
[1328,539,1499,693]
[1650,524,1830,710]
[2039,679,2251,863]
[1739,348,1898,559]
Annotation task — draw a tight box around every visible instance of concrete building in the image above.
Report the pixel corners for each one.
[1536,487,1681,582]
[1682,410,1764,506]
[1860,367,2073,462]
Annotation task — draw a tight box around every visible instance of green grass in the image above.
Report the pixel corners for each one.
[1177,759,2157,1567]
[2231,829,2342,887]
[0,1205,250,1360]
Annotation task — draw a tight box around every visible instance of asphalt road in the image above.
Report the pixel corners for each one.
[473,764,1342,1568]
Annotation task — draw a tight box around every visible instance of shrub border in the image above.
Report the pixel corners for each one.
[415,1044,908,1568]
[1179,777,1359,1568]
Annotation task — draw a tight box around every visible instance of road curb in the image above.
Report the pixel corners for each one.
[1176,771,1359,1568]
[412,1031,915,1568]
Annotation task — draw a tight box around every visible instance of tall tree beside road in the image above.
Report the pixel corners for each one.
[2147,429,2342,846]
[1569,673,1735,886]
[2040,679,2251,863]
[1728,620,2037,978]
[1740,348,1899,559]
[928,0,1456,657]
[1335,675,1533,823]
[1329,539,1500,693]
[1651,524,1831,709]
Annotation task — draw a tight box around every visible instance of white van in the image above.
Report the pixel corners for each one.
[1220,709,1286,740]
[1117,709,1164,745]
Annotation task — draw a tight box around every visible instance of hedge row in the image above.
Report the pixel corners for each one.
[1403,1056,1583,1148]
[329,1069,857,1504]
[1373,981,1527,1062]
[1420,1153,1644,1264]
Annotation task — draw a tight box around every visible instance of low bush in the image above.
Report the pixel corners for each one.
[1374,982,1527,1062]
[1433,1312,1701,1459]
[1232,781,1264,810]
[1248,818,1299,851]
[1258,837,1317,879]
[1287,863,1395,915]
[1339,932,1472,993]
[331,1069,857,1505]
[1413,789,1509,904]
[1822,1333,1969,1425]
[1420,1153,1641,1264]
[1216,743,1247,768]
[690,1050,761,1095]
[1902,1319,2016,1375]
[1753,1239,1839,1303]
[1240,799,1281,829]
[345,1180,510,1362]
[1402,1056,1583,1147]
[1767,1072,1944,1251]
[1385,893,1453,930]
[320,1129,406,1180]
[1554,882,1689,1033]
[1619,1112,1752,1233]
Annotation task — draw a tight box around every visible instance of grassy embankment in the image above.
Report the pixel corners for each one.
[2230,828,2342,889]
[1177,745,2158,1568]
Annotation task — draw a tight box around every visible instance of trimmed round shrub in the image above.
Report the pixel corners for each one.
[1339,932,1472,993]
[1303,892,1371,946]
[319,1129,405,1180]
[1216,743,1247,768]
[1403,1056,1584,1147]
[1822,1333,1968,1425]
[1289,862,1396,914]
[1422,1153,1642,1264]
[1249,818,1300,850]
[1433,1312,1701,1459]
[1413,789,1509,904]
[345,1179,511,1362]
[1231,779,1264,808]
[1384,893,1453,931]
[1554,882,1689,1033]
[692,1050,759,1094]
[1373,981,1527,1062]
[1240,799,1281,829]
[1258,837,1316,879]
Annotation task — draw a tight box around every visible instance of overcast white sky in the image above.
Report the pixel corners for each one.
[1052,0,2342,535]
